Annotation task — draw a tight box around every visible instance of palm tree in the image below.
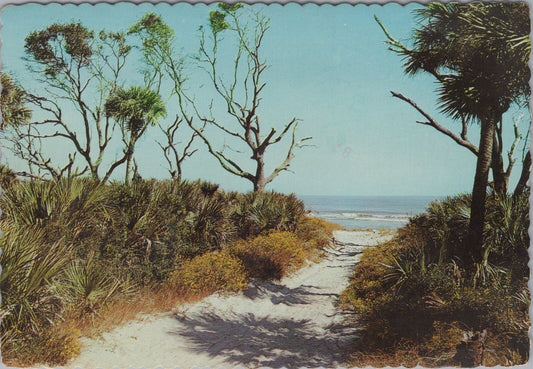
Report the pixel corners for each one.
[398,3,530,266]
[0,72,31,129]
[105,86,166,184]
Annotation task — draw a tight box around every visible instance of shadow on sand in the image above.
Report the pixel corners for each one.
[168,312,350,368]
[243,283,339,306]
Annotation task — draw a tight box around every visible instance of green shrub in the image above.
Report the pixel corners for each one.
[187,195,235,251]
[169,252,248,295]
[0,164,19,191]
[341,192,530,366]
[230,231,306,280]
[231,191,305,239]
[0,177,107,244]
[57,255,130,317]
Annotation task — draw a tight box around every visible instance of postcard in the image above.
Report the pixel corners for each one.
[0,1,530,368]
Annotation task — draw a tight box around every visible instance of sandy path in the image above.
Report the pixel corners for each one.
[67,230,392,369]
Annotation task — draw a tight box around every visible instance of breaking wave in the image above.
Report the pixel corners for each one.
[309,211,411,223]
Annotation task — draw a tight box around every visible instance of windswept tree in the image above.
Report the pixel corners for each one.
[378,3,530,265]
[131,4,311,192]
[11,23,134,181]
[105,86,166,184]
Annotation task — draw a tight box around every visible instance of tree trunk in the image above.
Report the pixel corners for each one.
[176,166,182,183]
[253,154,267,192]
[468,115,497,266]
[125,155,133,185]
[124,138,136,186]
[90,167,100,181]
[513,150,531,198]
[491,135,507,196]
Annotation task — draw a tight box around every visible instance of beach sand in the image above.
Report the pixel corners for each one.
[66,230,393,369]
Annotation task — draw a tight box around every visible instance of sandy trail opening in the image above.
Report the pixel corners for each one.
[67,230,392,369]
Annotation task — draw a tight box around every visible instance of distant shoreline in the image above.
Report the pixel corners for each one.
[298,195,440,230]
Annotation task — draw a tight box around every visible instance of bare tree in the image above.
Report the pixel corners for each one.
[180,4,311,191]
[157,116,199,181]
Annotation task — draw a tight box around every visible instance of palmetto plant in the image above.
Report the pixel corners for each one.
[425,195,471,265]
[232,191,305,238]
[0,225,70,340]
[381,247,427,296]
[105,86,166,184]
[56,255,127,315]
[187,196,234,251]
[0,178,109,243]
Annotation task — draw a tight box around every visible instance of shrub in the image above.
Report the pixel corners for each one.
[230,231,306,280]
[57,255,130,317]
[0,177,107,244]
[169,252,248,295]
[0,164,19,191]
[231,191,305,239]
[187,195,235,251]
[296,216,343,251]
[2,323,81,367]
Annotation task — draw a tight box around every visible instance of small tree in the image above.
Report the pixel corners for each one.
[128,13,201,182]
[104,86,166,185]
[19,24,124,180]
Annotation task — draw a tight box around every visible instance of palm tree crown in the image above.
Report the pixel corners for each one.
[105,86,166,136]
[403,2,530,121]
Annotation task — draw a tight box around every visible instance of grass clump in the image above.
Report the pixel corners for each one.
[340,192,530,367]
[169,252,248,295]
[230,231,306,280]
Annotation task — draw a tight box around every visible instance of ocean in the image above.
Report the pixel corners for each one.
[298,195,441,230]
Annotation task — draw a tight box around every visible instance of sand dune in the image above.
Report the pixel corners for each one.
[67,230,392,369]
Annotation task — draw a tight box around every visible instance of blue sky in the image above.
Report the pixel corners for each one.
[0,2,530,196]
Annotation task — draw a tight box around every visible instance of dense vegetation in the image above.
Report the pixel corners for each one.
[0,173,338,366]
[340,191,530,367]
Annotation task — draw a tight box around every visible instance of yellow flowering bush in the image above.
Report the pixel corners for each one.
[2,324,81,367]
[230,231,306,280]
[170,252,248,295]
[296,216,343,251]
